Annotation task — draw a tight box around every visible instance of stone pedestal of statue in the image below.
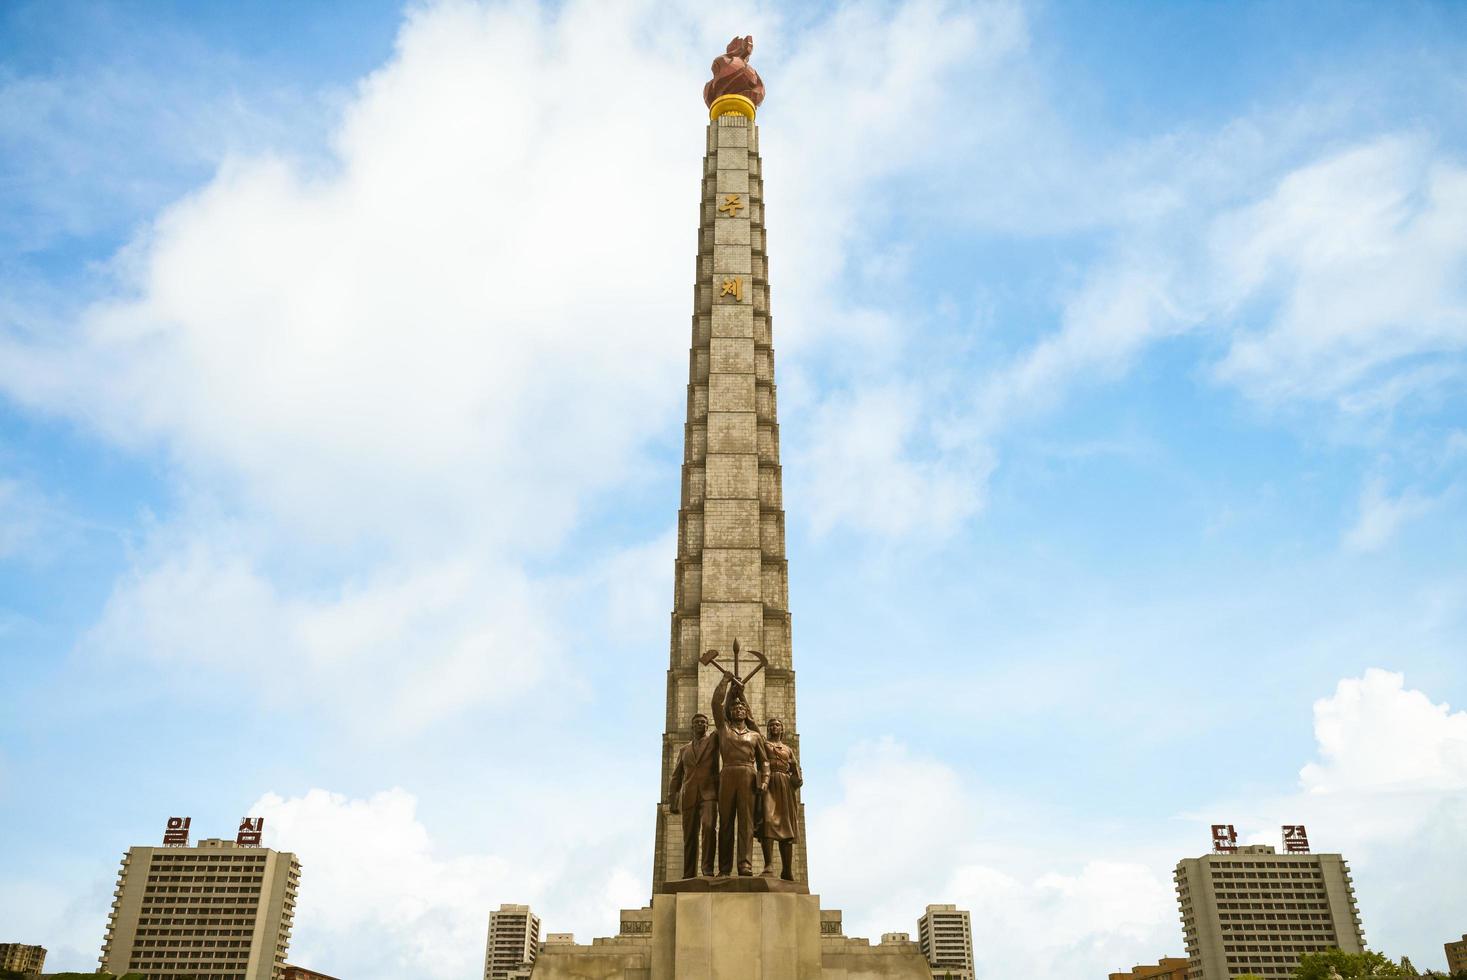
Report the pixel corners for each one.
[656,891,822,978]
[530,892,931,980]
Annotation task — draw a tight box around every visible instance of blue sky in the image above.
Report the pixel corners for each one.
[2,1,1466,977]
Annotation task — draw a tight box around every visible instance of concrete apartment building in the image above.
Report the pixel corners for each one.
[483,904,540,980]
[100,837,301,980]
[1446,933,1467,975]
[1174,844,1364,980]
[917,904,975,980]
[0,943,47,974]
[1110,956,1189,980]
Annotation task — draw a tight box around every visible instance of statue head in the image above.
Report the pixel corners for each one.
[766,717,784,741]
[691,713,709,738]
[730,697,750,724]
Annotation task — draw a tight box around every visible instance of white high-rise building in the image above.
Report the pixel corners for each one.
[917,904,974,980]
[100,837,300,980]
[1175,844,1365,980]
[483,904,540,980]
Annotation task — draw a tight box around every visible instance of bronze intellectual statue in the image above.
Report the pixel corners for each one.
[705,641,769,876]
[757,717,802,880]
[703,35,766,109]
[667,711,720,878]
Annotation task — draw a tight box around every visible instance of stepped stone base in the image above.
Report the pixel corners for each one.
[530,893,930,980]
[660,874,809,894]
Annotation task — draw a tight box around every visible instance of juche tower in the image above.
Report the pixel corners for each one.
[532,36,932,979]
[649,39,806,894]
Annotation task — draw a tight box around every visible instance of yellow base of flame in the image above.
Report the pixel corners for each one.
[708,93,756,121]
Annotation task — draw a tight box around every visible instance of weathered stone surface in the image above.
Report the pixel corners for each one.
[715,170,750,194]
[710,337,754,375]
[706,412,755,454]
[708,374,754,412]
[711,305,754,339]
[704,454,756,498]
[820,937,933,980]
[701,549,760,602]
[712,243,751,274]
[659,874,807,894]
[530,897,930,979]
[716,146,750,170]
[703,498,759,549]
[714,218,751,245]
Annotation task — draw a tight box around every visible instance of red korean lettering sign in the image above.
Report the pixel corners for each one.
[236,817,264,847]
[1282,824,1310,853]
[1210,823,1238,853]
[163,816,191,846]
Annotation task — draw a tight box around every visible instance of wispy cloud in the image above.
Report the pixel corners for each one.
[1342,476,1439,553]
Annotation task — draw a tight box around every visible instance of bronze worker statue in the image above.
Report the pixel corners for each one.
[703,640,769,876]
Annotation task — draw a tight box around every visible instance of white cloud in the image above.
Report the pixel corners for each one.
[255,788,507,978]
[1200,669,1467,967]
[83,524,555,732]
[977,256,1193,429]
[249,781,652,980]
[0,0,1019,734]
[810,739,1178,979]
[1300,668,1467,795]
[973,134,1467,446]
[0,0,1015,551]
[1342,477,1438,553]
[798,385,989,536]
[1211,137,1467,406]
[812,673,1467,977]
[2,2,696,554]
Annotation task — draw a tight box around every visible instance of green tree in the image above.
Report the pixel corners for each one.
[1295,949,1412,979]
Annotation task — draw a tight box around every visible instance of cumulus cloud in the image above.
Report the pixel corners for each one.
[809,739,1177,979]
[1199,669,1467,968]
[0,0,1018,738]
[0,0,1008,553]
[2,1,698,554]
[255,788,508,978]
[1300,668,1467,795]
[249,779,653,980]
[811,673,1467,977]
[82,525,555,731]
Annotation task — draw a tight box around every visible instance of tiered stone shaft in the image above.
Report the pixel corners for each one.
[652,110,805,893]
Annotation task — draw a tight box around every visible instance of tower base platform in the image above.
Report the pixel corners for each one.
[531,893,931,979]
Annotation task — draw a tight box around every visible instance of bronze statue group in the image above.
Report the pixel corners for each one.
[667,642,802,881]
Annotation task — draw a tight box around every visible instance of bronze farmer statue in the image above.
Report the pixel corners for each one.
[667,712,720,878]
[758,717,802,880]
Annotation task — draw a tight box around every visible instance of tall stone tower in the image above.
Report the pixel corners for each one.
[533,37,934,979]
[650,81,806,893]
